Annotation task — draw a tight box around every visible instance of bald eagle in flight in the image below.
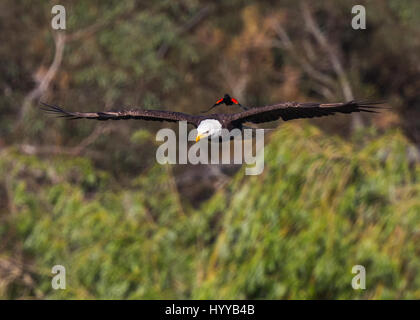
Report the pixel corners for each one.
[41,98,383,142]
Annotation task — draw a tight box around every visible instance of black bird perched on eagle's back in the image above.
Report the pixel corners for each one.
[41,98,385,142]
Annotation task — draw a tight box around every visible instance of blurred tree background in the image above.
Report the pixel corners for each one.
[0,0,419,299]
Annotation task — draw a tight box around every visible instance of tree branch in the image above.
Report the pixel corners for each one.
[271,22,336,96]
[301,2,363,130]
[157,5,213,59]
[19,32,65,121]
[17,125,115,159]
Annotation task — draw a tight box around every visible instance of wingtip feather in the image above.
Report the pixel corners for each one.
[40,102,74,118]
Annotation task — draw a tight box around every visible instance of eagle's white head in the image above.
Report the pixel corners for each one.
[196,119,222,142]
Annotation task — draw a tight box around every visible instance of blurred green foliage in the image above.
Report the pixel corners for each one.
[1,123,419,299]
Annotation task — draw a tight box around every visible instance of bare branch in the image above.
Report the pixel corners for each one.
[71,125,113,156]
[19,32,66,121]
[271,22,336,89]
[301,2,363,129]
[157,5,213,59]
[301,2,354,101]
[17,144,101,159]
[65,21,104,42]
[66,5,147,42]
[17,125,115,159]
[313,83,336,101]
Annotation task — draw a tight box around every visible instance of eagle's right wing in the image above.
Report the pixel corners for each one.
[229,100,385,124]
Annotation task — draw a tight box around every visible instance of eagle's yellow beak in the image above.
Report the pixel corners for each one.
[196,133,205,142]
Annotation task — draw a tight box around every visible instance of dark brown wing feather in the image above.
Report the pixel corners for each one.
[230,100,385,125]
[41,102,202,127]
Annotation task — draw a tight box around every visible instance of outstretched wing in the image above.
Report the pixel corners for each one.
[229,100,385,124]
[201,98,224,113]
[41,102,202,127]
